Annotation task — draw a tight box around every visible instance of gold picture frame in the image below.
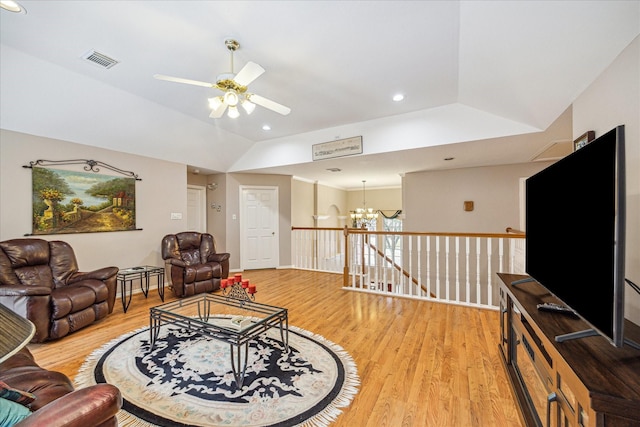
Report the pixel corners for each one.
[573,130,595,151]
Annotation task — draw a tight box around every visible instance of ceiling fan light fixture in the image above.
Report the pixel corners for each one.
[227,105,240,119]
[241,99,256,114]
[208,96,223,110]
[224,90,239,106]
[154,38,290,120]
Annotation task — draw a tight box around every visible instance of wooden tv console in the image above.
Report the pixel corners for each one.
[498,273,640,427]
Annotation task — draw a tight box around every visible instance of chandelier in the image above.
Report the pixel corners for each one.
[350,180,378,229]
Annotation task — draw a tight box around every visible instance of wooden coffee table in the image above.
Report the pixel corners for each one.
[149,291,288,387]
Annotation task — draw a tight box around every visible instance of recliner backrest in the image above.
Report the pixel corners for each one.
[161,232,217,265]
[48,241,79,287]
[177,234,201,266]
[0,239,54,289]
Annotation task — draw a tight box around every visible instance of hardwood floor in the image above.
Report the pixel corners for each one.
[28,269,523,426]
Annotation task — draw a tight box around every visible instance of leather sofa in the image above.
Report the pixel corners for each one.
[161,232,230,298]
[0,239,119,343]
[0,346,122,427]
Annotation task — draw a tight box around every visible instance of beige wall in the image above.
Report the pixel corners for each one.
[573,35,639,325]
[316,184,349,228]
[403,163,552,233]
[347,187,402,213]
[186,173,207,187]
[184,172,229,253]
[291,179,315,228]
[0,129,188,272]
[207,173,227,253]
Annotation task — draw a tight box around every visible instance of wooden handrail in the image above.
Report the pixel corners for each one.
[293,226,525,239]
[505,227,525,235]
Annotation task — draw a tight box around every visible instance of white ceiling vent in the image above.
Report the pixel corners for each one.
[81,50,119,69]
[530,140,573,162]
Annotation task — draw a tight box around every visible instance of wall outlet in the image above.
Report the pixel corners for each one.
[170,212,182,220]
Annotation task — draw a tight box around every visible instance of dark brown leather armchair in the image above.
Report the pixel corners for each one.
[161,232,230,298]
[0,346,122,427]
[0,239,118,343]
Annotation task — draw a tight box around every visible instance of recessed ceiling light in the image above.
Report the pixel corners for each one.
[0,0,26,13]
[262,125,271,131]
[392,94,404,102]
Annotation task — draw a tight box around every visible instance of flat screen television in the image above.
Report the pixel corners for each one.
[524,125,627,347]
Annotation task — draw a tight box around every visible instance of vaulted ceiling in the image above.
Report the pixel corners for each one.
[1,1,638,189]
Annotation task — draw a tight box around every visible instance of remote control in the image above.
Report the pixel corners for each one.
[536,302,577,316]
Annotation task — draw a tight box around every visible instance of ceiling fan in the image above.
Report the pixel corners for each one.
[154,39,291,119]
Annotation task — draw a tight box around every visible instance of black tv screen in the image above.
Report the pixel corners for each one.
[525,125,626,347]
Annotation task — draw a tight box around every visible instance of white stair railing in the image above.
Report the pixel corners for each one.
[291,227,526,310]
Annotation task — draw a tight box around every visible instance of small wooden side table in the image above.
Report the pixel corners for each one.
[117,266,165,313]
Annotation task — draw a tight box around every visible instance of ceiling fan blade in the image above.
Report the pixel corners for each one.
[248,94,291,116]
[232,62,265,87]
[209,103,228,118]
[154,74,213,88]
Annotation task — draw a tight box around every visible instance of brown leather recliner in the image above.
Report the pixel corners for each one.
[0,346,122,426]
[161,232,230,298]
[0,239,119,343]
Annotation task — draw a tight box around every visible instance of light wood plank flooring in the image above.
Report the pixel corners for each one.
[27,269,523,427]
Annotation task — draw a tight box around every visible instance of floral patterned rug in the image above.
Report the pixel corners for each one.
[76,319,359,427]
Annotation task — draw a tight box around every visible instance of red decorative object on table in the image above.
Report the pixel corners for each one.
[221,276,257,301]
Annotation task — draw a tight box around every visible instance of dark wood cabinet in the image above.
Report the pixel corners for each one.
[498,273,640,427]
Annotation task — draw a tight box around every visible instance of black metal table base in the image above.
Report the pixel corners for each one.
[117,266,165,313]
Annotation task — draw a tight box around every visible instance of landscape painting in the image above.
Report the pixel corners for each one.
[32,166,136,235]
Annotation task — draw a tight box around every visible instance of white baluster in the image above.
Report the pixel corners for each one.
[476,238,481,306]
[465,237,471,304]
[486,238,493,307]
[436,237,441,300]
[416,236,421,297]
[426,236,431,299]
[455,237,460,303]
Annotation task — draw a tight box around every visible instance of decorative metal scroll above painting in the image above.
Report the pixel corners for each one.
[23,159,141,236]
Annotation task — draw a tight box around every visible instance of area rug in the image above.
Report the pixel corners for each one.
[76,318,359,427]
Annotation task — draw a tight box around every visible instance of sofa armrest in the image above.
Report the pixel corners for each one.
[0,285,51,297]
[166,258,187,268]
[15,384,122,427]
[68,266,118,284]
[208,253,230,263]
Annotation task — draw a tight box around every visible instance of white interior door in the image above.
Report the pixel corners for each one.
[240,186,279,270]
[187,185,206,232]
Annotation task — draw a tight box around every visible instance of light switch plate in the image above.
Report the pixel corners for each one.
[170,212,182,220]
